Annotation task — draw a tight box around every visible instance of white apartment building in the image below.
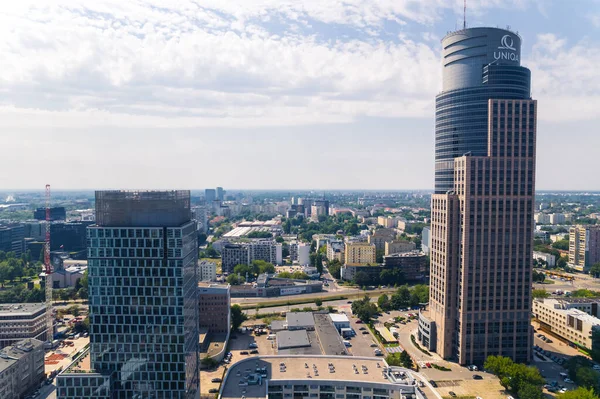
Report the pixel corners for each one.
[297,243,310,266]
[535,213,551,224]
[326,240,345,263]
[198,260,217,282]
[533,251,556,267]
[533,298,600,350]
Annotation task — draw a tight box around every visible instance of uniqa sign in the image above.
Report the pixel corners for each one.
[494,34,519,61]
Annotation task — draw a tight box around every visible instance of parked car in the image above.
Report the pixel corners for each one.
[564,378,574,384]
[211,378,222,383]
[449,391,457,397]
[429,380,437,388]
[362,331,369,334]
[240,351,249,355]
[473,375,483,380]
[250,349,259,354]
[209,389,219,393]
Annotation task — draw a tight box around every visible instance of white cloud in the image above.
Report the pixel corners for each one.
[529,33,600,121]
[0,1,442,128]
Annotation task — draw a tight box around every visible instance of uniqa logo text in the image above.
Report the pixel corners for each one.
[493,51,519,61]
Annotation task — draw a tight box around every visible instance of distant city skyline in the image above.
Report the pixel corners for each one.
[1,1,599,190]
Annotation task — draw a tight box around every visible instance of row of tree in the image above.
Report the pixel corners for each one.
[484,355,545,399]
[0,250,38,287]
[377,285,429,311]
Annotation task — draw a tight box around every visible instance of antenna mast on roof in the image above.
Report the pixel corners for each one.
[463,0,467,29]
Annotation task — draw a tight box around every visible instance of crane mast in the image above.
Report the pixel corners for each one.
[45,184,53,343]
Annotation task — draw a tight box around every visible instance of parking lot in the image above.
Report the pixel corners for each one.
[345,313,381,357]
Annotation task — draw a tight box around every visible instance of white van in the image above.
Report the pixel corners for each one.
[267,334,276,340]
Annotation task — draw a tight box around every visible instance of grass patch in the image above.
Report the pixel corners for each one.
[541,279,555,284]
[432,364,451,371]
[410,334,432,356]
[384,343,399,348]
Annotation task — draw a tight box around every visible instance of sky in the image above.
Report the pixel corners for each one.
[1,0,599,191]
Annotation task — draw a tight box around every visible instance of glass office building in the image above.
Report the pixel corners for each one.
[426,27,537,365]
[435,27,531,193]
[57,191,199,399]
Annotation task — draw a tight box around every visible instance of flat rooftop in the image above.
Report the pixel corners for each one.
[276,330,310,350]
[221,356,418,399]
[286,312,315,329]
[0,303,45,317]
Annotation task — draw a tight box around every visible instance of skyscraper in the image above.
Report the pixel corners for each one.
[57,190,199,398]
[424,27,537,365]
[216,187,225,201]
[204,188,216,204]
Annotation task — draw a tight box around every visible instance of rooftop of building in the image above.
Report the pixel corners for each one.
[564,308,600,326]
[198,283,230,294]
[276,330,310,349]
[0,338,44,373]
[328,314,349,323]
[220,356,420,399]
[63,347,93,373]
[286,312,315,328]
[0,303,45,317]
[384,250,426,258]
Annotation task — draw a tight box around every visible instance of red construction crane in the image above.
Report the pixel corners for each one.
[44,184,53,343]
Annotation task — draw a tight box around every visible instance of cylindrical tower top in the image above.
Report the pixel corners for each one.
[441,27,522,91]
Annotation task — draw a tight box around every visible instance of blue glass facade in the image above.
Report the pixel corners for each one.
[435,28,532,193]
[57,191,199,399]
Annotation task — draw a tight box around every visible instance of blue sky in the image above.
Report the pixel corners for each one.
[0,0,599,190]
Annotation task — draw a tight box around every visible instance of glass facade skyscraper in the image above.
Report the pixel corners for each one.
[422,27,537,365]
[57,190,199,399]
[435,27,531,194]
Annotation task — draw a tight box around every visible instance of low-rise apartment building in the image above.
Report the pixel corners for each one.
[533,251,556,267]
[326,240,345,263]
[0,339,45,399]
[198,284,231,333]
[533,298,600,350]
[0,303,46,349]
[198,260,217,282]
[384,240,416,256]
[344,242,376,266]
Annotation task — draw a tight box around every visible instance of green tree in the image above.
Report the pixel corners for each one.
[315,253,323,275]
[377,294,390,311]
[532,289,550,299]
[226,274,245,285]
[233,264,252,277]
[351,295,378,322]
[275,236,284,243]
[328,259,342,279]
[67,305,81,317]
[590,263,600,278]
[557,388,599,399]
[291,271,310,280]
[398,350,414,368]
[314,299,322,307]
[376,250,384,263]
[518,383,544,399]
[557,255,568,268]
[552,239,570,251]
[354,272,371,287]
[231,304,247,330]
[0,263,10,287]
[576,367,600,391]
[532,270,546,283]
